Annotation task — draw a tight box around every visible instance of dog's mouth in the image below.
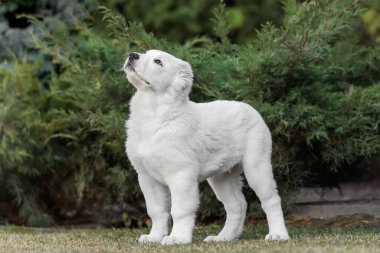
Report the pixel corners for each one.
[125,62,151,85]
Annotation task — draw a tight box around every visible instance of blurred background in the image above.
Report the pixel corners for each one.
[0,0,379,228]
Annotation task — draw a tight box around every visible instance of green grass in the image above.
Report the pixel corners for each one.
[0,224,379,253]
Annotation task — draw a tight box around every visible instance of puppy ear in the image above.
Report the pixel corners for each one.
[173,60,194,95]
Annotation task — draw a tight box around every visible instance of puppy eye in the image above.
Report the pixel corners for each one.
[154,59,163,67]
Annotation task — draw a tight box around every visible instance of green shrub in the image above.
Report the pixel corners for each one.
[0,0,379,226]
[0,19,138,225]
[97,0,284,43]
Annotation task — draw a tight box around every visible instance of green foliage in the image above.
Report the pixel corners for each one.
[211,1,231,52]
[97,0,284,43]
[0,15,139,225]
[0,0,379,226]
[362,0,380,42]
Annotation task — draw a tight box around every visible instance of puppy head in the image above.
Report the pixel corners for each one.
[124,50,193,97]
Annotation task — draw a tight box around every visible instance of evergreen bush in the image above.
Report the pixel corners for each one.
[97,0,284,43]
[0,0,379,226]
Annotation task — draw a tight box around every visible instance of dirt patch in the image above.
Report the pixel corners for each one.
[286,213,380,229]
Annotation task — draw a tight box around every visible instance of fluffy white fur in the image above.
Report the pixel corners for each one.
[124,49,290,245]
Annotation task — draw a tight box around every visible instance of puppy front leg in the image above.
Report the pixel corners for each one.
[138,173,170,244]
[161,175,199,245]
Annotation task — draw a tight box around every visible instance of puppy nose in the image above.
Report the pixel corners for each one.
[129,52,139,60]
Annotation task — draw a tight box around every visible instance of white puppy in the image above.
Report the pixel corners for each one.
[124,50,290,245]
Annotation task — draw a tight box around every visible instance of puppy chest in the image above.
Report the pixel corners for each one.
[128,141,170,178]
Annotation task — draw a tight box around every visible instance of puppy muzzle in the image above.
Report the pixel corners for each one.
[124,52,139,72]
[124,53,151,86]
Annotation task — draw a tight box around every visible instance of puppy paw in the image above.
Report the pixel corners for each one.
[204,235,236,243]
[265,233,290,241]
[161,235,191,245]
[138,234,163,244]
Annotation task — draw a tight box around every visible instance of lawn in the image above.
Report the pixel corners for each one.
[0,222,379,253]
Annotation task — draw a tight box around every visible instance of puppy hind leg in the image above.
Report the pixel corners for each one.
[243,153,290,241]
[204,166,247,242]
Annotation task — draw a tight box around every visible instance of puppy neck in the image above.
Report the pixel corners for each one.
[130,90,190,120]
